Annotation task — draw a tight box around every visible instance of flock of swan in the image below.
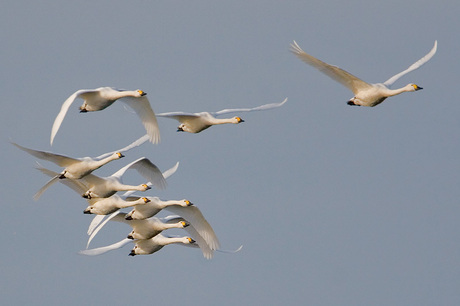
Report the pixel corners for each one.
[13,40,437,259]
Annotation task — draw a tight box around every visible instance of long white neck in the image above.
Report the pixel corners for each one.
[116,197,147,209]
[159,199,187,208]
[92,154,120,170]
[209,117,239,125]
[157,236,190,246]
[383,84,415,97]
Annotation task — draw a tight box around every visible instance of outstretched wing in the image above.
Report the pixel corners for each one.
[50,89,96,145]
[156,111,200,123]
[166,205,220,251]
[290,41,373,94]
[121,96,161,144]
[95,134,150,160]
[79,238,132,256]
[34,164,89,199]
[212,98,287,116]
[383,40,438,87]
[110,157,167,190]
[12,142,78,167]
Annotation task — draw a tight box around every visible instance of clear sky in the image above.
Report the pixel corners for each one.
[1,1,459,305]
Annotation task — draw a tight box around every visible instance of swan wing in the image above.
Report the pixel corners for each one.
[156,112,200,123]
[290,41,372,94]
[383,40,438,87]
[111,157,167,190]
[95,134,150,160]
[33,175,60,201]
[86,211,124,248]
[34,164,89,199]
[121,96,160,144]
[87,215,106,235]
[12,142,79,167]
[165,205,220,251]
[212,98,287,116]
[50,89,96,145]
[120,162,179,198]
[79,238,132,256]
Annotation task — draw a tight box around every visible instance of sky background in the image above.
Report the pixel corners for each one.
[1,1,459,305]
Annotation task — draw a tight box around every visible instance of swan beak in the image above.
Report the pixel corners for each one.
[129,250,136,256]
[83,208,91,214]
[177,127,184,132]
[127,234,134,239]
[82,193,91,199]
[182,221,190,228]
[125,214,133,220]
[185,200,193,206]
[188,238,196,244]
[236,117,244,123]
[79,107,88,113]
[413,84,423,91]
[142,197,150,203]
[138,90,147,96]
[143,184,151,190]
[117,152,125,158]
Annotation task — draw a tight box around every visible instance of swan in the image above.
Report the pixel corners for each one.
[79,157,167,199]
[12,134,149,193]
[109,213,190,240]
[156,98,287,133]
[35,156,167,200]
[79,235,200,257]
[50,87,160,145]
[290,40,437,107]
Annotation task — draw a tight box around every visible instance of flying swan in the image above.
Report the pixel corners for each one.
[156,98,287,133]
[50,87,160,145]
[290,40,437,107]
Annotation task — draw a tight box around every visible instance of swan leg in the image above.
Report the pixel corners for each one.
[347,101,359,106]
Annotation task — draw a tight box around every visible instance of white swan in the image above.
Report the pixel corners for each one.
[79,235,200,257]
[290,40,437,107]
[13,134,149,195]
[35,156,167,200]
[156,98,287,133]
[79,157,167,199]
[50,87,160,145]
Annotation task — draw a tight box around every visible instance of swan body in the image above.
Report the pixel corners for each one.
[290,40,437,107]
[50,87,160,145]
[157,98,287,133]
[13,134,149,182]
[83,196,151,215]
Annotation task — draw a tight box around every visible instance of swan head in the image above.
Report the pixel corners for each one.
[82,191,92,199]
[127,232,135,240]
[410,84,423,91]
[115,152,125,159]
[234,116,244,124]
[183,199,193,206]
[136,90,147,97]
[177,124,186,132]
[83,207,92,214]
[140,184,151,191]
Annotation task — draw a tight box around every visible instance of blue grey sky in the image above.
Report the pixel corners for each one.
[1,1,459,305]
